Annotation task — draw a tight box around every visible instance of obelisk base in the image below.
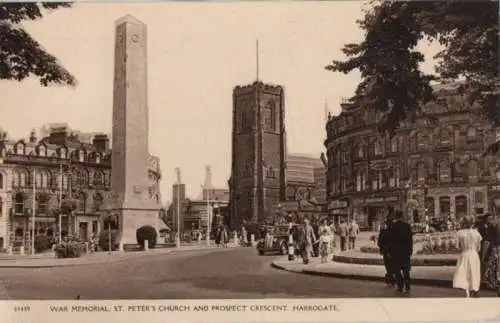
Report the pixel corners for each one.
[115,208,161,245]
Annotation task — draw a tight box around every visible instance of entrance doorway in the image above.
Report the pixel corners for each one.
[79,222,88,241]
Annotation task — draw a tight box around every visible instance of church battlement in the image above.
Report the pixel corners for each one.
[234,81,284,95]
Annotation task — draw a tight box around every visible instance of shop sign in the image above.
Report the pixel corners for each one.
[328,200,348,209]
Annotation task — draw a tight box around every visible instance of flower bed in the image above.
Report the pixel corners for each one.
[54,236,86,259]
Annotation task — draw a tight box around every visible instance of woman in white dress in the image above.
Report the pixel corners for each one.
[453,216,482,297]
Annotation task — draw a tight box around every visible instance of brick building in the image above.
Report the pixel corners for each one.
[0,125,162,249]
[325,83,500,230]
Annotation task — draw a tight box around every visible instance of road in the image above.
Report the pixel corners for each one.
[0,248,495,299]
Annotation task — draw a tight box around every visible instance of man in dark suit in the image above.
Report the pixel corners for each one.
[378,216,395,285]
[387,210,413,295]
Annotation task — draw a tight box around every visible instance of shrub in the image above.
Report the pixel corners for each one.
[34,235,51,253]
[99,230,118,251]
[136,225,157,249]
[54,236,85,258]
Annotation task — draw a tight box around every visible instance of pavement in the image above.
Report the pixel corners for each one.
[0,247,489,299]
[0,242,238,268]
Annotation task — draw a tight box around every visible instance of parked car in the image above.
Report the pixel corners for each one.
[257,224,299,256]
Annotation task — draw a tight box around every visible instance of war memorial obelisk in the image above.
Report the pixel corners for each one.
[107,15,160,245]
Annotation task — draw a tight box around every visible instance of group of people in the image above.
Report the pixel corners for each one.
[452,213,500,297]
[296,217,360,265]
[378,210,500,297]
[377,210,414,295]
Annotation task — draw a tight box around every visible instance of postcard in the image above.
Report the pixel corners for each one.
[0,1,499,323]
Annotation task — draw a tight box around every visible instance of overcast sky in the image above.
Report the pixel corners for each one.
[0,2,441,204]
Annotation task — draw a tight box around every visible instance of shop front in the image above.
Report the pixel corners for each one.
[352,196,400,231]
[328,198,349,225]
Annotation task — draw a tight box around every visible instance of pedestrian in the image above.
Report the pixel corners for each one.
[453,216,482,297]
[318,219,332,263]
[241,226,248,246]
[483,215,500,296]
[348,219,360,250]
[476,213,495,283]
[222,226,229,248]
[378,217,395,286]
[386,210,413,295]
[298,218,316,264]
[338,220,348,252]
[215,227,221,247]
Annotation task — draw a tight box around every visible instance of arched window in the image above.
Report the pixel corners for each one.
[467,160,478,183]
[357,145,365,158]
[438,160,450,182]
[36,172,42,188]
[14,193,24,215]
[92,193,103,213]
[373,139,382,156]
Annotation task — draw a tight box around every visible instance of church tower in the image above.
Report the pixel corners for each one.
[230,82,286,227]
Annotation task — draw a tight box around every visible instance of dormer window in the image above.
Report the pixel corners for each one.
[16,143,24,155]
[38,146,46,156]
[79,150,85,162]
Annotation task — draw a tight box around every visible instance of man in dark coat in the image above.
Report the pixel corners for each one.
[378,217,395,285]
[476,213,496,281]
[386,210,413,295]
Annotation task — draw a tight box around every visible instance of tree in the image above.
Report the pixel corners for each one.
[0,3,76,86]
[326,1,499,143]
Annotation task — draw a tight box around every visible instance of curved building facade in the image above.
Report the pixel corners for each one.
[0,126,162,248]
[325,83,500,230]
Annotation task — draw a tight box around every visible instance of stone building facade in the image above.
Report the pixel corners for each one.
[0,125,161,249]
[325,83,500,230]
[229,81,287,226]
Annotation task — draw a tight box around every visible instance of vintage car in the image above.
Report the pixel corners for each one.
[256,224,299,256]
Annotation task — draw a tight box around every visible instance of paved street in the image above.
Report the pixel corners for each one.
[0,248,495,299]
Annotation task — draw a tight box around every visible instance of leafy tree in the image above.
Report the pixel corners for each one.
[326,1,499,143]
[0,2,76,86]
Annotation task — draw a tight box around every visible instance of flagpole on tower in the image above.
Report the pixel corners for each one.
[256,39,260,82]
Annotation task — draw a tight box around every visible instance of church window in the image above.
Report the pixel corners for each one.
[263,101,276,131]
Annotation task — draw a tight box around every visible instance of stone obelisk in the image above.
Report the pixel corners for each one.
[109,15,159,245]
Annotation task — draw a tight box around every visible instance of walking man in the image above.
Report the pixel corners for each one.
[338,220,348,252]
[348,219,360,250]
[387,210,413,295]
[378,217,395,285]
[298,218,316,264]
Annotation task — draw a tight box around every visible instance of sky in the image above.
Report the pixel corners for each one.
[0,1,442,204]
